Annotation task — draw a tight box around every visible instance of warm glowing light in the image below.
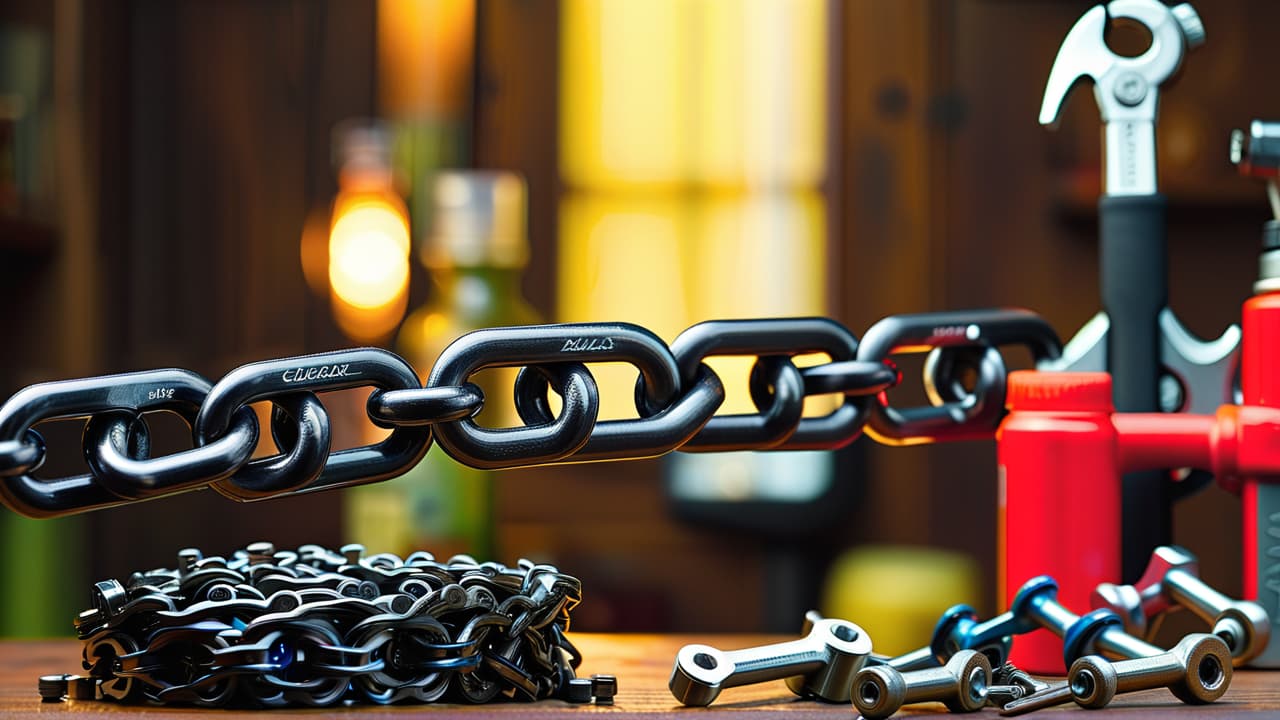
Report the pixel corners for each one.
[558,1,831,417]
[378,0,475,117]
[328,196,411,310]
[560,0,827,189]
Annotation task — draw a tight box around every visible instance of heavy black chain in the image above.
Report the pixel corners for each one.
[61,543,584,707]
[0,310,1062,519]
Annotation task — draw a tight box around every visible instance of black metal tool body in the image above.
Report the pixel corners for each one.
[1037,0,1238,580]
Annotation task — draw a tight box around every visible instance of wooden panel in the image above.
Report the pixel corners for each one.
[472,0,561,316]
[83,0,377,584]
[834,0,957,565]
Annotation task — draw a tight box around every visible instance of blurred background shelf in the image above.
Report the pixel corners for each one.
[0,216,55,257]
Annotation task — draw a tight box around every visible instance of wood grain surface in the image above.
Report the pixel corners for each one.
[0,635,1277,718]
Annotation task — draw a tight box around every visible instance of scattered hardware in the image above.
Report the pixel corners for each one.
[669,616,871,706]
[851,650,991,719]
[1092,546,1270,665]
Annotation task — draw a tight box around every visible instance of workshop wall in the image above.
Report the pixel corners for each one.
[1,0,1277,637]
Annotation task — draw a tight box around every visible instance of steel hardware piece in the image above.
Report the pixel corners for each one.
[1040,0,1203,196]
[851,649,991,719]
[668,617,871,706]
[1092,545,1271,666]
[998,682,1074,717]
[1011,576,1166,667]
[1068,633,1232,708]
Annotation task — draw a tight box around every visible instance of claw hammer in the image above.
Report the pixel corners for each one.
[1037,0,1240,581]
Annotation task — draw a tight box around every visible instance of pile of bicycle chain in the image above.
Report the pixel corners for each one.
[44,543,600,707]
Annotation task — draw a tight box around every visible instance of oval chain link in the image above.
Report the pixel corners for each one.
[0,311,1061,518]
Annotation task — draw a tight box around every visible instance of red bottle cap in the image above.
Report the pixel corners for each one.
[1005,371,1113,413]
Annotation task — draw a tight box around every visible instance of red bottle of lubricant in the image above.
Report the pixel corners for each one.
[1240,219,1280,668]
[998,371,1122,674]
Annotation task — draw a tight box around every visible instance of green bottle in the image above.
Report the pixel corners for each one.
[346,172,538,560]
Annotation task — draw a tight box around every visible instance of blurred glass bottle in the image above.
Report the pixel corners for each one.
[347,171,539,559]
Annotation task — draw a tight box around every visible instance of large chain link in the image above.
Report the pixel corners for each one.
[0,311,1062,518]
[66,543,582,707]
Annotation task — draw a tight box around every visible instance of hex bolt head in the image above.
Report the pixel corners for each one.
[1067,634,1232,709]
[590,674,617,703]
[1113,71,1148,107]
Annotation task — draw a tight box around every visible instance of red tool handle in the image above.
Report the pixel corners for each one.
[1241,290,1280,667]
[998,372,1122,674]
[998,370,1280,672]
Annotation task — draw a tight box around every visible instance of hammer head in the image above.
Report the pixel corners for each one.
[1040,0,1204,127]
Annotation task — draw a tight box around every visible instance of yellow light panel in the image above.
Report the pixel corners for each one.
[560,0,827,189]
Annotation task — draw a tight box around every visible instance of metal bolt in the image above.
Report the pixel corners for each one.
[669,617,871,706]
[998,681,1074,716]
[1113,71,1148,106]
[591,673,617,704]
[38,674,71,702]
[565,678,593,703]
[1011,576,1163,665]
[1091,545,1271,666]
[993,662,1049,695]
[1068,633,1232,708]
[852,649,991,719]
[986,684,1026,708]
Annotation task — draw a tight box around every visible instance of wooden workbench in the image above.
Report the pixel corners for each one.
[0,635,1276,718]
